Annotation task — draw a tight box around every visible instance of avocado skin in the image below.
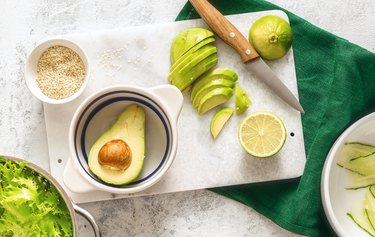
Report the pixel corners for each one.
[88,104,146,185]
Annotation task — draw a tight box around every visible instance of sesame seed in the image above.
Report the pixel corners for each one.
[36,45,86,99]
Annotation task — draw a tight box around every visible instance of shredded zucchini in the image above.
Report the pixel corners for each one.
[337,142,375,236]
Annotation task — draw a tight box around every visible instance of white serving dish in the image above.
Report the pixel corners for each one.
[321,112,375,237]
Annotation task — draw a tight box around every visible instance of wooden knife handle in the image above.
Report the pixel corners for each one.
[190,0,259,63]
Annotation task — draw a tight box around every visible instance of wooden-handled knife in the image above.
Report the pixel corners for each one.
[189,0,304,113]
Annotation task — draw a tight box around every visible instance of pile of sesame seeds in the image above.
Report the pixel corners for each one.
[36,45,86,99]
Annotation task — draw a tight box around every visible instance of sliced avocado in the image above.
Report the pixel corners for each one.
[171,36,215,69]
[198,87,234,115]
[210,107,234,139]
[170,28,214,63]
[172,53,218,91]
[192,79,235,108]
[191,68,238,100]
[181,85,192,95]
[88,104,145,185]
[168,44,217,82]
[235,84,252,115]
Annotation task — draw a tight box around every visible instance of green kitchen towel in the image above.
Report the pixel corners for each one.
[177,1,375,236]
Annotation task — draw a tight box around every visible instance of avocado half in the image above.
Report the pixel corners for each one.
[88,104,146,185]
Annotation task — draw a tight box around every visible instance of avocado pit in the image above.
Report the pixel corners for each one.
[98,139,132,171]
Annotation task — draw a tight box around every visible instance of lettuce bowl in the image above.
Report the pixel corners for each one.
[0,156,100,237]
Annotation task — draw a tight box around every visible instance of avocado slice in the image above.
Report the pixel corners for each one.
[88,104,146,185]
[197,87,234,115]
[190,68,238,100]
[172,53,218,91]
[170,28,214,64]
[168,44,217,83]
[181,85,192,95]
[192,78,235,108]
[235,84,252,115]
[171,36,215,69]
[210,107,234,139]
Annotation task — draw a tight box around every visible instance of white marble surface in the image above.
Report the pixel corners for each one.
[0,0,374,236]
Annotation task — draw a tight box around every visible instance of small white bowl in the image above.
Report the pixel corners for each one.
[63,84,183,194]
[25,38,89,104]
[321,112,375,237]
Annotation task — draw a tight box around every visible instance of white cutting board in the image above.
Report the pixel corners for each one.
[44,10,306,203]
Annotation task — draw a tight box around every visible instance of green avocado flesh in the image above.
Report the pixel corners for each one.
[192,79,235,108]
[170,37,215,70]
[172,54,218,91]
[198,87,234,115]
[88,104,146,185]
[190,68,238,100]
[210,107,234,139]
[170,28,214,64]
[168,44,217,83]
[235,84,252,115]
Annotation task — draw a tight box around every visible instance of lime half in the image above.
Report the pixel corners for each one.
[238,112,286,158]
[249,15,293,60]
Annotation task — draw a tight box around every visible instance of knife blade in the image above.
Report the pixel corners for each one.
[189,0,304,112]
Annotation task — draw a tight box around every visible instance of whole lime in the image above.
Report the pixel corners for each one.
[249,15,293,60]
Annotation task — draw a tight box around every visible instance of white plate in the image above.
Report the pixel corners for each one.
[321,112,375,237]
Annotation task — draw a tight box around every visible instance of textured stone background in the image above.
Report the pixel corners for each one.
[0,0,374,236]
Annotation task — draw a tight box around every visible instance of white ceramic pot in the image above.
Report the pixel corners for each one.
[64,84,183,194]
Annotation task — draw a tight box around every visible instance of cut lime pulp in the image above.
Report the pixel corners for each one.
[238,111,286,158]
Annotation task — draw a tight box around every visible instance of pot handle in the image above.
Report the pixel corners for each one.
[73,204,101,237]
[150,85,183,121]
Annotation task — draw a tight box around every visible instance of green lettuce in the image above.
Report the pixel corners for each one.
[0,158,73,237]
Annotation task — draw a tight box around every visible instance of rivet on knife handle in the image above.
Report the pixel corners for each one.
[189,0,259,63]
